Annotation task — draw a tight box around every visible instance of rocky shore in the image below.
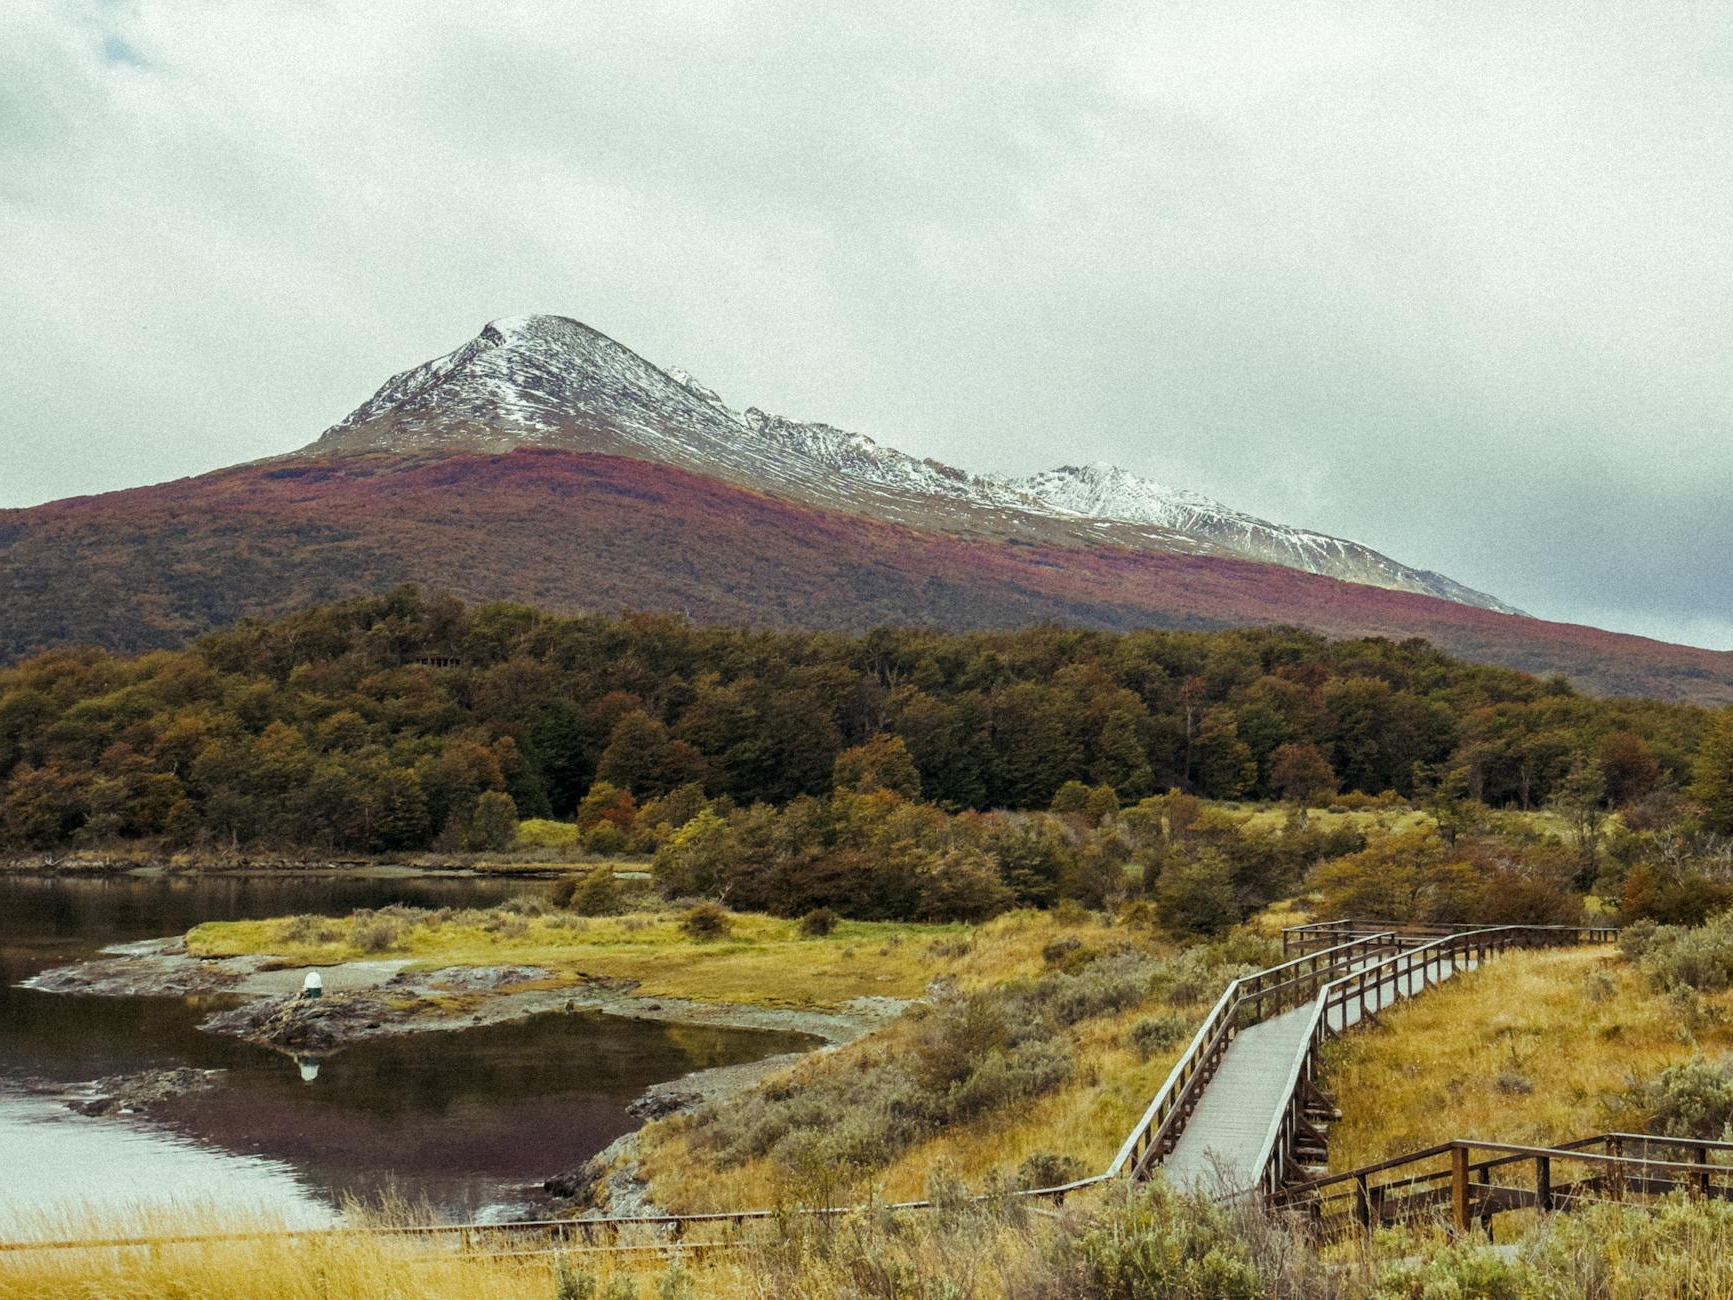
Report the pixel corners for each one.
[25,935,908,1214]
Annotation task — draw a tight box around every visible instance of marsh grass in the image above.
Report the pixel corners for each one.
[1320,946,1733,1171]
[187,907,996,1011]
[632,926,1276,1210]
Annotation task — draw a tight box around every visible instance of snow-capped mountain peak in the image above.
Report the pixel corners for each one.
[313,316,1519,614]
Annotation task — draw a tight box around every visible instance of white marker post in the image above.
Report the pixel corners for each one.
[301,970,323,1000]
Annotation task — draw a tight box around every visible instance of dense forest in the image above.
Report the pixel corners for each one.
[1,587,1723,862]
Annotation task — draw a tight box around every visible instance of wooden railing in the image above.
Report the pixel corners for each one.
[1109,932,1401,1179]
[1247,924,1620,1198]
[1281,918,1619,958]
[1274,1132,1733,1236]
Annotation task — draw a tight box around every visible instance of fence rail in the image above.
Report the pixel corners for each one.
[1274,1132,1733,1236]
[1280,918,1619,958]
[1248,924,1619,1198]
[1109,931,1400,1180]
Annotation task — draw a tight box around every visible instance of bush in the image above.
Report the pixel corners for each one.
[1626,1056,1733,1138]
[351,917,399,953]
[515,818,581,852]
[1639,914,1733,992]
[1619,917,1659,960]
[1128,1014,1191,1060]
[1042,935,1086,967]
[1073,1183,1267,1299]
[679,901,733,941]
[1014,1150,1083,1191]
[567,866,622,916]
[585,824,627,857]
[798,907,838,937]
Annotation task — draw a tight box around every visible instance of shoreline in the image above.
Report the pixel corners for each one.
[25,938,896,1048]
[0,857,630,880]
[22,935,907,1214]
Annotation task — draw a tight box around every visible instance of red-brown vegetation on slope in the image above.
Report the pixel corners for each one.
[4,449,1730,702]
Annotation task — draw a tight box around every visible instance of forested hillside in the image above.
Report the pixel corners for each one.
[0,587,1718,858]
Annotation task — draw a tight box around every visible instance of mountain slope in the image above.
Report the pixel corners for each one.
[1007,463,1522,614]
[4,448,1730,703]
[313,315,1513,610]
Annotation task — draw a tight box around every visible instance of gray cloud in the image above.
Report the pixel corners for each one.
[1,0,1728,647]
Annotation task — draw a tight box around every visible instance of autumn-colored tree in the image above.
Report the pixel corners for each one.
[1599,730,1662,807]
[1309,829,1481,923]
[652,807,738,899]
[1192,708,1256,799]
[1269,742,1336,806]
[576,780,638,832]
[832,733,921,799]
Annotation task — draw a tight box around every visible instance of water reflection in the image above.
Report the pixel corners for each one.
[0,873,813,1221]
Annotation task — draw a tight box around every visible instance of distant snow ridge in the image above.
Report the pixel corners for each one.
[316,315,1521,615]
[1005,464,1525,615]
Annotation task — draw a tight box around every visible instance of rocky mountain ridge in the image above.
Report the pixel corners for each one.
[315,315,1518,613]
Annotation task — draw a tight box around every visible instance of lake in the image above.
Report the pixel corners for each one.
[0,873,811,1228]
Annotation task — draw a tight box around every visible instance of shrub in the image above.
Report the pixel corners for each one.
[1619,917,1659,960]
[585,824,628,857]
[498,893,548,917]
[1152,857,1239,936]
[1042,935,1086,967]
[280,914,339,945]
[1073,1183,1267,1299]
[564,866,622,916]
[515,818,581,852]
[1639,914,1733,992]
[1128,1014,1190,1060]
[1040,950,1160,1026]
[1627,1056,1733,1138]
[351,917,399,953]
[1014,1150,1083,1191]
[798,907,838,937]
[679,901,733,941]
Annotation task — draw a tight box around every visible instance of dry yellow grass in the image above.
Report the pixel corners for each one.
[633,911,1189,1211]
[189,910,974,1011]
[1320,946,1726,1171]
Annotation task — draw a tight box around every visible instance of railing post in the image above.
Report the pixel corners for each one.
[1451,1145,1471,1236]
[1536,1155,1552,1211]
[1696,1143,1711,1198]
[1355,1173,1372,1229]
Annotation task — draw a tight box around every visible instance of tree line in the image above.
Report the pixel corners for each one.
[0,586,1726,858]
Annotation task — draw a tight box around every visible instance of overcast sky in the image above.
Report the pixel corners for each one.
[3,1,1730,649]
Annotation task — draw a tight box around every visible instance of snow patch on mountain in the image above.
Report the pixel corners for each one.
[316,315,1520,615]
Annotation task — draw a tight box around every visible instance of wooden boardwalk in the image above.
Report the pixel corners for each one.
[1163,956,1477,1190]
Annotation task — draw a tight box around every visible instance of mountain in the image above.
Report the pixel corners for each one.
[1007,463,1524,614]
[314,315,1516,612]
[4,313,1731,702]
[6,447,1730,702]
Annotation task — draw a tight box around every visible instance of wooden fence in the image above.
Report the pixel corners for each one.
[1247,924,1620,1199]
[1274,1132,1733,1237]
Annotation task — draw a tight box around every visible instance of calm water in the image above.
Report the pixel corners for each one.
[0,874,810,1226]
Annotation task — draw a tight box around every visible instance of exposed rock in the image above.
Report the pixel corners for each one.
[412,965,553,992]
[202,991,400,1051]
[626,1088,700,1121]
[69,1067,224,1116]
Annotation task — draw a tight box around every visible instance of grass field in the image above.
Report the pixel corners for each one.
[186,908,988,1011]
[1319,944,1728,1171]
